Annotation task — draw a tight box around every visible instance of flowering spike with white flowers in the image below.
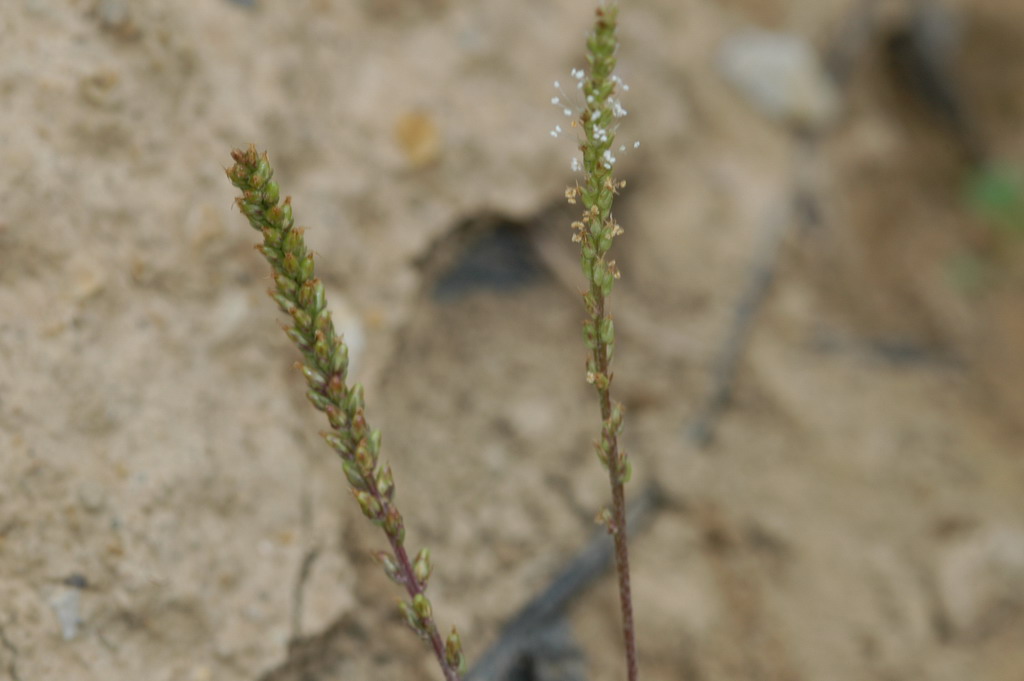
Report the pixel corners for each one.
[559,5,640,681]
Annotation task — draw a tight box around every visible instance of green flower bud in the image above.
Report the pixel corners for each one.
[399,599,413,621]
[310,279,326,314]
[262,225,282,246]
[263,180,280,205]
[313,308,332,336]
[306,389,331,412]
[375,465,395,502]
[259,244,280,264]
[300,364,326,389]
[290,307,312,331]
[445,627,465,673]
[325,404,347,430]
[350,408,367,441]
[273,272,297,296]
[282,227,304,257]
[323,431,348,455]
[608,401,624,434]
[345,384,365,414]
[368,428,382,457]
[296,280,315,308]
[254,155,272,185]
[372,551,404,585]
[326,373,346,403]
[617,456,632,484]
[412,547,432,586]
[354,439,374,475]
[271,292,293,315]
[281,252,300,277]
[298,254,315,282]
[353,490,381,520]
[342,460,368,491]
[383,506,404,542]
[285,326,308,348]
[412,593,432,621]
[331,341,349,376]
[278,198,293,229]
[265,204,284,228]
[313,330,332,367]
[399,601,425,638]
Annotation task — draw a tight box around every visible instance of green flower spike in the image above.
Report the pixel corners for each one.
[227,146,463,681]
[559,5,640,681]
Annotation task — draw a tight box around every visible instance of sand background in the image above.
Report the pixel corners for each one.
[2,1,1024,680]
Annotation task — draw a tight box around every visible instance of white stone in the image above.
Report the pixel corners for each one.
[717,30,840,129]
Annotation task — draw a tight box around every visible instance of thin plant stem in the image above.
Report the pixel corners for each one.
[226,146,464,681]
[560,4,639,680]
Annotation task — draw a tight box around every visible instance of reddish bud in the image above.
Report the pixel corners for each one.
[382,506,404,542]
[326,374,345,403]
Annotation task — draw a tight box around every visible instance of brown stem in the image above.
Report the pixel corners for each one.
[608,467,637,681]
[594,298,638,681]
[365,475,461,681]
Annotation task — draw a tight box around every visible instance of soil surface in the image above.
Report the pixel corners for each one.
[2,1,1023,680]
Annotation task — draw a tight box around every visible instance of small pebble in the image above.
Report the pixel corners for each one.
[717,29,840,129]
[49,587,82,640]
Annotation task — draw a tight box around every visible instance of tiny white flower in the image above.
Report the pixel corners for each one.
[633,141,640,148]
[551,96,560,105]
[571,157,582,172]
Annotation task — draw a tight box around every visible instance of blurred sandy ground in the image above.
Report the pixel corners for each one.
[1,1,1023,680]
